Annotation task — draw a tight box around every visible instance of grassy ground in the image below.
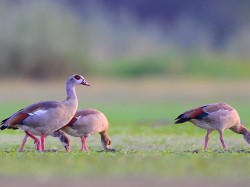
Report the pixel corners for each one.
[0,78,250,186]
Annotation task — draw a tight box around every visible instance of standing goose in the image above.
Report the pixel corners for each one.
[1,74,90,151]
[60,109,112,151]
[175,103,250,150]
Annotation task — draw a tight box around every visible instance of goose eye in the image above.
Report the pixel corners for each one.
[74,75,81,80]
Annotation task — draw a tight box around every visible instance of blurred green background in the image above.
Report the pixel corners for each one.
[0,1,250,186]
[0,0,250,79]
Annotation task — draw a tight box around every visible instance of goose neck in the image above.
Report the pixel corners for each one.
[66,83,77,100]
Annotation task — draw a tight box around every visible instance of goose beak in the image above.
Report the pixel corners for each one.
[81,80,90,86]
[65,145,70,152]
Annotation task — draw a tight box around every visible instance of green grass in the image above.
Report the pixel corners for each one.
[95,54,250,79]
[1,149,250,177]
[1,78,250,182]
[0,101,250,179]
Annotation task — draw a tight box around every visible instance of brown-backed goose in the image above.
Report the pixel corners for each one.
[60,109,112,151]
[175,103,250,149]
[1,74,90,151]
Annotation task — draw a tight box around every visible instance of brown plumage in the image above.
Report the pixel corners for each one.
[1,74,90,151]
[60,109,112,151]
[175,103,250,149]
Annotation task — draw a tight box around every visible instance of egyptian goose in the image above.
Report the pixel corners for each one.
[175,103,250,150]
[1,74,90,151]
[60,109,112,151]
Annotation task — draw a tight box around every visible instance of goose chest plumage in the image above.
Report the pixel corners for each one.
[175,103,250,149]
[60,109,112,151]
[1,74,90,151]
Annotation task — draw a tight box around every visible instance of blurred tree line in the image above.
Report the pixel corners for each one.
[0,0,250,79]
[0,1,88,79]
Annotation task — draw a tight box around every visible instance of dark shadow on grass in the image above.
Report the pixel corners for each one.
[183,148,250,154]
[97,148,118,153]
[183,149,203,154]
[214,149,250,153]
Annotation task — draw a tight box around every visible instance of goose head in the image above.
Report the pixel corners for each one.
[67,74,90,87]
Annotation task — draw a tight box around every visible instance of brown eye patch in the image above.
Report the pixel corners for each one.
[74,75,81,80]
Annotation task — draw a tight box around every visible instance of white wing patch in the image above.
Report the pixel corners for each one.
[29,109,47,116]
[217,109,229,113]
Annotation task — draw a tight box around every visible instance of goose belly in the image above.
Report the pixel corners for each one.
[61,126,84,137]
[18,125,41,136]
[190,119,213,130]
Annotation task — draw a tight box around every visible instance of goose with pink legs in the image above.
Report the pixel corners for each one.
[175,103,250,150]
[60,109,113,151]
[1,74,90,152]
[18,129,70,152]
[17,108,112,152]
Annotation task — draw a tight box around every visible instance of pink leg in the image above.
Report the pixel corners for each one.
[41,134,46,152]
[204,133,210,150]
[219,130,227,149]
[204,130,213,150]
[25,131,41,151]
[81,136,89,151]
[19,134,29,152]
